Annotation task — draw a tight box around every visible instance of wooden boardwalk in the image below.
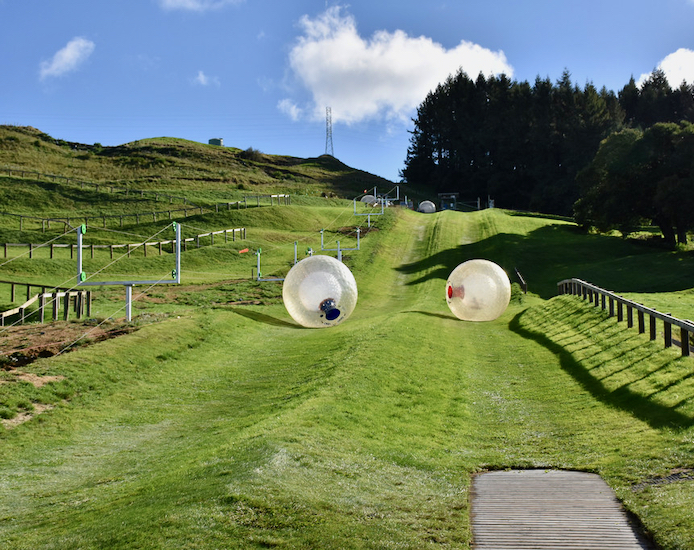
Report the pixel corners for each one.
[471,470,653,549]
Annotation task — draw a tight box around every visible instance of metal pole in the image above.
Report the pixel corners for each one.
[357,228,361,250]
[294,241,298,264]
[125,285,132,322]
[174,222,181,283]
[77,225,84,284]
[337,241,342,262]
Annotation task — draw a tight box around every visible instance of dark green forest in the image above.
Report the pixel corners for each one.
[402,69,694,223]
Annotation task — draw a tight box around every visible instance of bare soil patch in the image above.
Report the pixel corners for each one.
[0,320,137,369]
[1,403,54,430]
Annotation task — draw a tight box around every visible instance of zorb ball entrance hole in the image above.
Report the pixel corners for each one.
[283,255,358,328]
[445,259,511,321]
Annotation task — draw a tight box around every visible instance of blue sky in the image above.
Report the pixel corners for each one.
[2,0,694,182]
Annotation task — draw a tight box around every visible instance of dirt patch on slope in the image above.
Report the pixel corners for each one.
[0,320,137,369]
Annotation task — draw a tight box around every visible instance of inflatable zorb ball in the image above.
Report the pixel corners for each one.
[282,255,358,328]
[445,259,511,321]
[360,194,378,206]
[418,200,436,213]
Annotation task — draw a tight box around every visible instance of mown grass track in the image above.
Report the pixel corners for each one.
[1,208,693,548]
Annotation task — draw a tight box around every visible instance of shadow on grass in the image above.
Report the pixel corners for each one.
[402,310,459,321]
[509,311,694,430]
[395,223,694,299]
[230,307,301,329]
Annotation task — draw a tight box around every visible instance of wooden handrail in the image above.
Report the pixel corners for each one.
[558,278,693,356]
[0,289,91,325]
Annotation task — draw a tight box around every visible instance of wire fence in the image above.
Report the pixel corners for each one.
[0,165,291,232]
[1,227,246,260]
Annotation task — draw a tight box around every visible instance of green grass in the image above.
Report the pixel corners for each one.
[2,133,694,548]
[0,125,399,200]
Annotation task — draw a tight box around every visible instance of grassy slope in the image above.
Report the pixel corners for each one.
[0,125,398,201]
[0,207,693,548]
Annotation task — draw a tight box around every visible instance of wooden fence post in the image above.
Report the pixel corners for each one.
[649,315,657,340]
[617,302,623,322]
[664,321,672,348]
[638,310,645,334]
[63,293,70,321]
[681,328,690,357]
[627,305,633,328]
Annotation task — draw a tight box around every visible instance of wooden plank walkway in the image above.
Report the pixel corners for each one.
[471,470,653,549]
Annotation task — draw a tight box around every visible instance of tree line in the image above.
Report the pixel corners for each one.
[402,69,694,226]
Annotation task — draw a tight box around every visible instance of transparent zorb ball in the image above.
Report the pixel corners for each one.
[418,200,436,213]
[282,255,358,328]
[445,259,511,321]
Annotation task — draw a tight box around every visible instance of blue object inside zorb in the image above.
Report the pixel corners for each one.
[320,298,341,321]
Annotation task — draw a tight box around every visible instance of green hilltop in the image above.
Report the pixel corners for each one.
[0,125,398,200]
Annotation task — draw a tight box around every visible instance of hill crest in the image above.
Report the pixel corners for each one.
[0,125,394,199]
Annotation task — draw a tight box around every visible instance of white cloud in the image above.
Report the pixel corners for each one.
[280,6,513,125]
[637,48,694,88]
[278,99,303,121]
[39,37,95,80]
[157,0,242,11]
[193,70,220,87]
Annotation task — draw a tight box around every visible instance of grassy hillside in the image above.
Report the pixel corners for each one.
[0,125,398,200]
[1,132,694,548]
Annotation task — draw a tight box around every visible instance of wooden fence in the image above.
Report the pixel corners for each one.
[2,227,246,259]
[0,166,191,206]
[0,280,91,326]
[1,167,291,232]
[0,203,248,233]
[558,278,694,357]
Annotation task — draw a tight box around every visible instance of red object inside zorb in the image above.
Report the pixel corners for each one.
[447,285,453,299]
